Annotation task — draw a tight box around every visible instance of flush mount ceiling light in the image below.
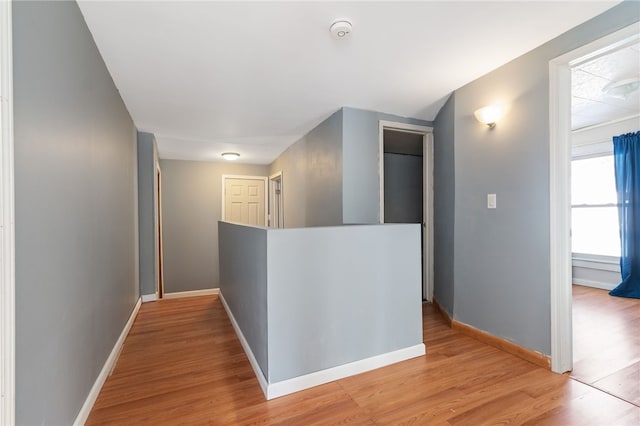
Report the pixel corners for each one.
[330,20,352,39]
[474,104,506,129]
[221,152,240,161]
[602,77,640,99]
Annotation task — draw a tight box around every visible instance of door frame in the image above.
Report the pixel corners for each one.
[548,22,639,374]
[156,164,164,299]
[221,175,269,226]
[269,171,284,228]
[0,0,15,423]
[378,120,434,301]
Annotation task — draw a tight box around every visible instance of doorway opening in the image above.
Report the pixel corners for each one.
[568,37,640,404]
[379,121,434,301]
[269,171,284,228]
[549,22,640,374]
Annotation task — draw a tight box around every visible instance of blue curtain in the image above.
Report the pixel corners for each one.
[610,131,640,299]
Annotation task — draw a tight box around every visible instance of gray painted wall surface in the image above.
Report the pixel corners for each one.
[269,140,307,227]
[342,107,432,224]
[13,2,138,424]
[433,94,455,316]
[269,109,343,227]
[218,222,269,378]
[448,2,639,355]
[267,224,423,382]
[160,160,269,292]
[383,154,423,224]
[138,132,158,297]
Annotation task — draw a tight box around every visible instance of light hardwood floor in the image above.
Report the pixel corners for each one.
[572,284,640,406]
[87,295,640,425]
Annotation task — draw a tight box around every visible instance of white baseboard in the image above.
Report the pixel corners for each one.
[219,291,425,401]
[219,291,269,397]
[141,293,157,303]
[573,278,616,291]
[266,343,425,400]
[162,288,219,299]
[73,297,142,426]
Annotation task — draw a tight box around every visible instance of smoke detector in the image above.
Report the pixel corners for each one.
[330,20,352,39]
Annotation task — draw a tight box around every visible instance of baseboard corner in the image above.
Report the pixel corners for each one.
[141,293,157,303]
[451,320,551,370]
[432,298,453,326]
[162,288,219,299]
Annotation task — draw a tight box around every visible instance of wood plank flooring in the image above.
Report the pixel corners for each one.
[87,295,640,425]
[572,284,640,406]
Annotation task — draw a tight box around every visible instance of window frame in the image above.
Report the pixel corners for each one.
[570,150,621,261]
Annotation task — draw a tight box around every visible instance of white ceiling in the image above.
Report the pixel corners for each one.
[78,1,622,164]
[572,42,640,130]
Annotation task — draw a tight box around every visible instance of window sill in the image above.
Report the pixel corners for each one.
[572,253,620,272]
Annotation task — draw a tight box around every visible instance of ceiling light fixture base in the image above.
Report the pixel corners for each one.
[221,152,240,161]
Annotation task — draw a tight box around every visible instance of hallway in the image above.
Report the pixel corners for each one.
[86,295,640,425]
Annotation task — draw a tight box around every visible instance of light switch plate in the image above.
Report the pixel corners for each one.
[487,193,497,209]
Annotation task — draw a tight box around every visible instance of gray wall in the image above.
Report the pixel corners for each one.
[383,154,423,224]
[433,94,456,316]
[342,107,432,224]
[270,107,432,228]
[219,222,423,385]
[441,2,640,355]
[218,222,268,378]
[13,2,138,424]
[269,109,343,227]
[138,132,158,297]
[269,140,307,227]
[160,160,269,293]
[267,224,423,382]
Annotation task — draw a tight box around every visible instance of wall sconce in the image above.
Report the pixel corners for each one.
[474,104,506,129]
[221,152,240,161]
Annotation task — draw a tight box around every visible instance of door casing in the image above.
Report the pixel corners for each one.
[379,120,434,302]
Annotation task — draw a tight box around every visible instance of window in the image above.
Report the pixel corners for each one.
[571,155,620,257]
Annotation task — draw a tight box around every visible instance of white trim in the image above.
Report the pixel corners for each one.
[572,257,620,272]
[268,171,284,228]
[572,115,639,159]
[156,163,164,299]
[73,298,142,426]
[573,113,640,135]
[549,22,640,375]
[424,133,434,302]
[266,343,425,400]
[221,174,269,226]
[572,278,616,291]
[220,291,424,401]
[0,0,15,424]
[141,293,157,303]
[219,292,269,397]
[162,288,219,299]
[378,120,435,301]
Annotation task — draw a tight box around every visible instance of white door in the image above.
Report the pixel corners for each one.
[223,177,266,226]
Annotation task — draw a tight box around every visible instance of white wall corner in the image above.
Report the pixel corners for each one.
[141,293,157,303]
